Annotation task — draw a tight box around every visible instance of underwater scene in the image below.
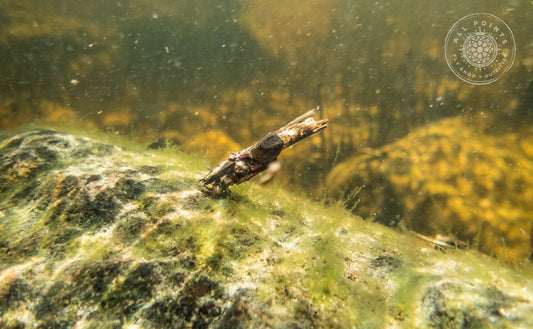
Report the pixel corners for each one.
[1,0,533,328]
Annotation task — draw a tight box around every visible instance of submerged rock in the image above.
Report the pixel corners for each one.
[327,117,533,262]
[1,129,532,328]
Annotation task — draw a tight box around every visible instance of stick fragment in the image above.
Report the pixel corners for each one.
[201,109,328,195]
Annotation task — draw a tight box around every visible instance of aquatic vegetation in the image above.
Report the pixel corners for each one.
[1,1,532,270]
[328,116,533,262]
[1,129,532,328]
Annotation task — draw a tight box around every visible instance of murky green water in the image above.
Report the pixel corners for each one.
[1,0,532,261]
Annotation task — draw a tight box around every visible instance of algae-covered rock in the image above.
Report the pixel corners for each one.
[1,129,533,328]
[327,117,533,262]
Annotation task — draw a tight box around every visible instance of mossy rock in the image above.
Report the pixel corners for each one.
[0,129,532,328]
[327,117,533,262]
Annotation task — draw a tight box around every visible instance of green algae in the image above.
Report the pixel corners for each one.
[219,184,392,327]
[1,129,533,328]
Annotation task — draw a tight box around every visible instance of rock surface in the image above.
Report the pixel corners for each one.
[1,129,533,329]
[327,117,533,262]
